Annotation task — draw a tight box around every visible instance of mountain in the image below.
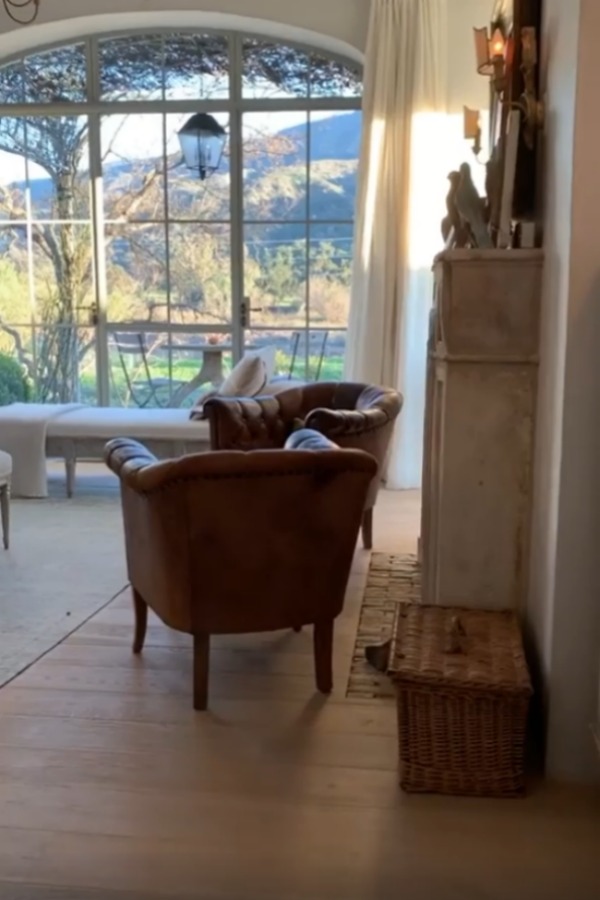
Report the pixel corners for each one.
[279,110,361,164]
[12,112,359,231]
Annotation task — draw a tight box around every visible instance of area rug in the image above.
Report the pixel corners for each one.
[347,552,421,700]
[0,470,127,688]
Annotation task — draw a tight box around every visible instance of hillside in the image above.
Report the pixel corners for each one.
[21,111,360,227]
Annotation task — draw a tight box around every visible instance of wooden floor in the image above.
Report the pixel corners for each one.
[0,490,599,899]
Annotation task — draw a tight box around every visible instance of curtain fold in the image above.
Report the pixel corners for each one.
[344,0,448,489]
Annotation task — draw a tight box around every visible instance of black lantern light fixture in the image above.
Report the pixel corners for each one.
[3,0,40,25]
[177,113,227,181]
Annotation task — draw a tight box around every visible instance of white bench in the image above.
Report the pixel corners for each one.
[46,406,210,497]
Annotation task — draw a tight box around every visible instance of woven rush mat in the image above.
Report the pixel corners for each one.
[347,552,421,700]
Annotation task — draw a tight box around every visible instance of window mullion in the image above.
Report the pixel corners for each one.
[88,111,110,406]
[229,32,245,364]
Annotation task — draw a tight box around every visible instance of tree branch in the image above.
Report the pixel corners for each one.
[0,317,35,380]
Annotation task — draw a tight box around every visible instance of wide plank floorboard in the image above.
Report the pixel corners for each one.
[1,490,598,900]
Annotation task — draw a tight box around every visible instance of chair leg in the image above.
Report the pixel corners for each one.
[362,508,374,550]
[65,456,76,499]
[0,484,9,550]
[193,633,210,711]
[313,619,334,694]
[132,588,148,654]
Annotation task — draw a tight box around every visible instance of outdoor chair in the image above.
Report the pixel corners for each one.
[110,332,186,409]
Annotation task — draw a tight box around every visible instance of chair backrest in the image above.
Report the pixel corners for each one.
[288,330,329,381]
[205,382,403,510]
[110,332,169,409]
[105,435,377,636]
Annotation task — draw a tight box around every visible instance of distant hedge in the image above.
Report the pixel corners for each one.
[0,353,30,405]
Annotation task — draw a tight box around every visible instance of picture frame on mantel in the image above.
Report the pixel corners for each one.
[497,109,521,249]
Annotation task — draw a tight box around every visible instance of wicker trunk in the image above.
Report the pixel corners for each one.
[389,605,532,797]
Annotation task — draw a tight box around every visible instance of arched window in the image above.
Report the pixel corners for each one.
[0,31,361,406]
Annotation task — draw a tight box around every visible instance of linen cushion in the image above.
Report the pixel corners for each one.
[190,353,267,421]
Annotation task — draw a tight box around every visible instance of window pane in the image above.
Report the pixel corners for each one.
[309,111,360,220]
[77,327,97,404]
[170,334,233,405]
[0,323,33,400]
[23,44,87,103]
[102,114,165,222]
[0,32,361,407]
[309,53,362,98]
[244,329,304,381]
[32,324,85,402]
[242,40,308,99]
[243,112,307,221]
[169,223,232,326]
[166,112,230,221]
[0,116,90,220]
[108,329,170,408]
[106,224,166,323]
[309,224,353,330]
[244,224,307,329]
[244,328,336,382]
[0,119,26,220]
[0,221,95,402]
[99,34,164,101]
[317,330,346,382]
[0,225,31,329]
[164,34,230,100]
[109,330,232,408]
[31,223,95,321]
[27,116,90,220]
[0,58,24,104]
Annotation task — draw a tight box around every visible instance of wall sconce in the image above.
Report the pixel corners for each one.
[463,106,482,158]
[473,25,507,94]
[3,0,40,24]
[473,24,544,151]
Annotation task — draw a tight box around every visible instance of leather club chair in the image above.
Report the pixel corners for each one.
[204,382,402,550]
[104,430,377,710]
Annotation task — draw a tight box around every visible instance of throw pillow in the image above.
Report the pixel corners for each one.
[219,353,267,397]
[249,345,276,382]
[189,353,267,420]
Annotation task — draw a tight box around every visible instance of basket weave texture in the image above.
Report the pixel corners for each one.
[389,605,532,797]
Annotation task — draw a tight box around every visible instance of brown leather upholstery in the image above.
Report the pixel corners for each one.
[204,382,403,549]
[104,431,377,710]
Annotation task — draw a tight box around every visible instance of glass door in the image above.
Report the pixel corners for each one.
[0,113,97,404]
[98,110,234,409]
[240,106,360,383]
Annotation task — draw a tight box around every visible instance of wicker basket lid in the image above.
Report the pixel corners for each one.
[389,605,532,695]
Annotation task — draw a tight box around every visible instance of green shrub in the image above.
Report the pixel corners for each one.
[0,353,30,405]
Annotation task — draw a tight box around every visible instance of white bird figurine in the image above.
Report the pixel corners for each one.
[455,162,493,249]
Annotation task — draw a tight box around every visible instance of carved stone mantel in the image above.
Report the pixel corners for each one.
[420,249,544,611]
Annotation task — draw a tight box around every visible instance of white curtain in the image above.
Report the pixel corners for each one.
[344,0,449,489]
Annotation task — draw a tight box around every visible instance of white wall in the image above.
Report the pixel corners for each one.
[446,0,490,112]
[0,0,370,60]
[529,0,600,783]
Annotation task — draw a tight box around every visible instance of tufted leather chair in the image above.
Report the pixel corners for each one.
[204,382,402,550]
[104,430,377,710]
